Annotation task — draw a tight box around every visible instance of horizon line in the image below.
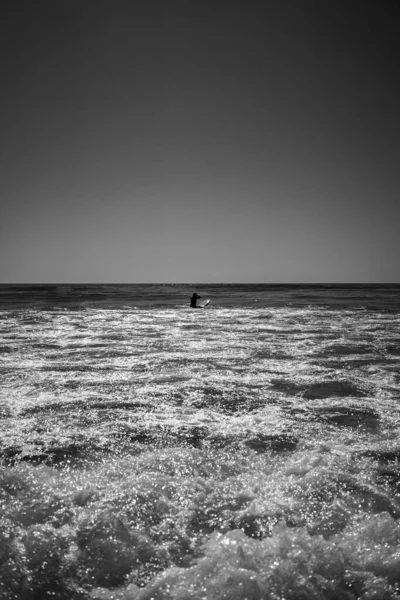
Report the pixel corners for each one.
[0,282,399,286]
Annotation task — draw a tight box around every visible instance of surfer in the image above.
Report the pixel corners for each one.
[190,293,201,308]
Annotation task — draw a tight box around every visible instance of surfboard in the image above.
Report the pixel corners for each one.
[200,299,210,308]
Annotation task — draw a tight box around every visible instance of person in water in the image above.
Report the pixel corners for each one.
[190,293,201,308]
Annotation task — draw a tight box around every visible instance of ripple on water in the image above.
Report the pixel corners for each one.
[270,378,368,399]
[1,304,400,598]
[311,405,381,431]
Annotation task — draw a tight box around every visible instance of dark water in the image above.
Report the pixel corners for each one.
[0,283,399,311]
[1,284,400,599]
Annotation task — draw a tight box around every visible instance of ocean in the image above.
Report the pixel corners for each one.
[1,284,400,599]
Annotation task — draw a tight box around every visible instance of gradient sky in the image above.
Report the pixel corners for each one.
[1,1,399,283]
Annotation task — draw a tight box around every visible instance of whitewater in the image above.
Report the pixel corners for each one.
[1,284,400,599]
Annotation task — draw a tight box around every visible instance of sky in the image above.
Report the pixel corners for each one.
[1,0,399,283]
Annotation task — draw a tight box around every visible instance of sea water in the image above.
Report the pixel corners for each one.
[0,284,400,599]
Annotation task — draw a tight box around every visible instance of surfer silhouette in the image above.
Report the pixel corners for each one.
[190,293,201,308]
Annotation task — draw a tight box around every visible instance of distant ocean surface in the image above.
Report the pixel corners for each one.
[1,284,400,599]
[1,283,400,311]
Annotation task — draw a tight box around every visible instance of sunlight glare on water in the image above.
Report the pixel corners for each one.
[1,285,400,599]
